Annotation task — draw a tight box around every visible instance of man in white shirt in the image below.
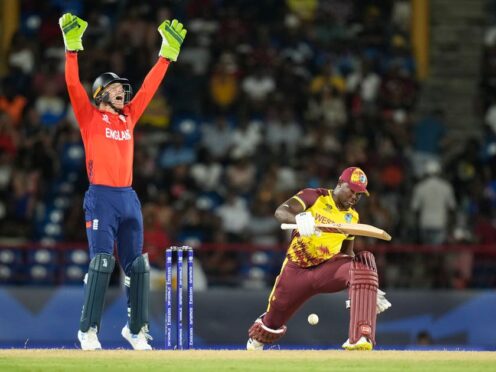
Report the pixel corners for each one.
[411,161,457,244]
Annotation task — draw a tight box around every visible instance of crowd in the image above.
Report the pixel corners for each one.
[0,0,495,288]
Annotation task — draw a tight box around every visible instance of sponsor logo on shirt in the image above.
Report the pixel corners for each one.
[105,127,131,141]
[93,219,99,230]
[345,213,353,223]
[102,114,110,124]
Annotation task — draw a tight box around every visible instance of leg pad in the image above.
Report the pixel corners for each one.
[80,253,115,332]
[125,254,150,334]
[348,251,378,345]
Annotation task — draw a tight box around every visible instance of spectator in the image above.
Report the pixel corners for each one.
[247,202,280,247]
[411,161,457,245]
[158,134,196,169]
[209,53,239,113]
[265,106,303,156]
[8,1,496,289]
[0,113,18,156]
[190,147,223,191]
[225,154,257,194]
[241,65,276,111]
[200,115,233,160]
[230,116,262,158]
[0,82,27,127]
[215,192,251,242]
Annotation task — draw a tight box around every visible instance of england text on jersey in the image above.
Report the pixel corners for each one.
[65,52,170,187]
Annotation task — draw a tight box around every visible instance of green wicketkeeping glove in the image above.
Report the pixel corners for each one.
[158,19,187,61]
[59,13,88,51]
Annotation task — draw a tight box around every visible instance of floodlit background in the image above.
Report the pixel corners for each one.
[0,0,495,350]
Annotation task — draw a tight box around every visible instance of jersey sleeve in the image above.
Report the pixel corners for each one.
[292,188,322,210]
[128,57,170,125]
[64,52,94,129]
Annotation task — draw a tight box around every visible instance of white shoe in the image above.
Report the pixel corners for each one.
[246,338,265,351]
[342,336,373,351]
[78,327,102,351]
[121,324,153,350]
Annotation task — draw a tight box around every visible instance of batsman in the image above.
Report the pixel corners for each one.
[247,167,391,351]
[59,13,187,350]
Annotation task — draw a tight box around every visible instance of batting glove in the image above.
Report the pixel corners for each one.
[345,289,392,314]
[158,19,187,61]
[376,289,392,314]
[59,13,88,51]
[295,212,316,237]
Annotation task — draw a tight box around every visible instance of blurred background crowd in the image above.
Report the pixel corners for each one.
[0,0,495,289]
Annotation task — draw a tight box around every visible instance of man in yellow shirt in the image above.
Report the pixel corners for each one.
[246,167,391,351]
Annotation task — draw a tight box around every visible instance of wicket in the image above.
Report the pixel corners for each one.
[165,246,194,350]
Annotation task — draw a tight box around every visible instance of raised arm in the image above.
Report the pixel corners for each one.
[128,58,170,122]
[60,13,93,127]
[64,52,94,125]
[129,19,187,122]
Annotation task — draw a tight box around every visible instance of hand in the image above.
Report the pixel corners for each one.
[158,19,187,61]
[59,13,88,51]
[376,289,391,314]
[345,289,392,314]
[295,212,316,237]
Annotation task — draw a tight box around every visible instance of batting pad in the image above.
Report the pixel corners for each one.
[80,253,115,332]
[348,251,378,345]
[126,254,150,334]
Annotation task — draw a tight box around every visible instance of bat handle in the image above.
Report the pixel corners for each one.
[281,223,298,230]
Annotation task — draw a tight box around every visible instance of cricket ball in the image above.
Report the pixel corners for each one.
[307,313,319,325]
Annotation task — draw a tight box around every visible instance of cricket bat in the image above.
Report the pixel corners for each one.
[280,222,392,241]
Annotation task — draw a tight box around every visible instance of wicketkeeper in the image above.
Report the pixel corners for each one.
[59,13,187,350]
[246,167,391,351]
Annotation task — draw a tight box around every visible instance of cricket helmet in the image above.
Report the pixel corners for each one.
[92,72,132,104]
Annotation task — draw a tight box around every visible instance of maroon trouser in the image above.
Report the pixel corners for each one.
[263,254,352,329]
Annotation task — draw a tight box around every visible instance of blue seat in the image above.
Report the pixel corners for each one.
[27,249,58,265]
[0,264,19,284]
[62,265,86,285]
[0,248,23,265]
[64,249,89,265]
[25,264,57,285]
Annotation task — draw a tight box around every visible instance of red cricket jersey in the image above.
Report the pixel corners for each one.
[65,52,170,187]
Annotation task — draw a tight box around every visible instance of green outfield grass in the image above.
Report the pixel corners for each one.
[1,350,495,372]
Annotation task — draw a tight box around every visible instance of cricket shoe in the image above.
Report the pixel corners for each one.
[78,327,102,350]
[246,338,265,351]
[342,336,373,351]
[121,324,153,350]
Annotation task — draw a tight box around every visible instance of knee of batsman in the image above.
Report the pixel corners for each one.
[248,318,287,344]
[352,251,377,272]
[350,251,378,287]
